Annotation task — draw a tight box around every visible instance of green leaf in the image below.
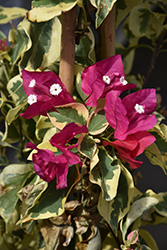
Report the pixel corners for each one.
[90,0,117,28]
[79,134,97,159]
[0,226,40,250]
[28,0,79,22]
[116,0,143,28]
[0,30,6,40]
[7,74,27,106]
[144,143,167,174]
[88,109,109,135]
[90,147,121,201]
[35,116,54,141]
[19,165,80,222]
[48,103,88,130]
[139,229,158,250]
[21,117,37,142]
[17,175,48,222]
[9,27,28,65]
[75,27,95,67]
[2,121,20,144]
[20,17,61,70]
[6,103,26,125]
[0,154,8,166]
[0,91,7,108]
[0,6,27,24]
[155,192,167,217]
[122,189,160,240]
[129,1,164,39]
[98,162,134,234]
[75,67,88,101]
[151,132,167,154]
[0,132,18,150]
[0,164,33,233]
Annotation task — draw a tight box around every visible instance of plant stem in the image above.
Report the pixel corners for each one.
[59,6,77,96]
[143,29,167,87]
[101,4,116,59]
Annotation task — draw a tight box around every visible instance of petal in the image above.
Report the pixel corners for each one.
[105,91,129,135]
[81,55,129,107]
[50,123,88,146]
[131,131,156,158]
[122,89,157,115]
[21,69,75,119]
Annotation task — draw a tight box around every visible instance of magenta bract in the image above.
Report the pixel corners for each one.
[50,123,88,165]
[27,123,88,189]
[103,131,156,169]
[105,89,157,140]
[0,40,7,51]
[26,142,69,189]
[20,69,75,119]
[81,55,136,107]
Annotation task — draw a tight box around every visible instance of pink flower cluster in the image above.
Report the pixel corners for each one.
[20,69,75,119]
[81,55,157,169]
[21,54,157,188]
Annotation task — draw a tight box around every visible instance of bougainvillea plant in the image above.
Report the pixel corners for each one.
[0,0,167,249]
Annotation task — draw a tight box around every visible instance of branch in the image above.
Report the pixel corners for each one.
[101,4,116,59]
[59,6,77,96]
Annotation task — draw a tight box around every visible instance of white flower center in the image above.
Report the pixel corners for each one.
[27,94,37,105]
[103,75,111,84]
[120,76,128,85]
[50,83,62,96]
[29,79,36,88]
[134,103,145,114]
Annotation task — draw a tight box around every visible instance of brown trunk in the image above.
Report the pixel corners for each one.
[101,4,116,59]
[59,6,77,96]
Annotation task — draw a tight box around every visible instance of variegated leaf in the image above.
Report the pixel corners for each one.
[48,103,88,130]
[0,164,33,233]
[0,6,27,24]
[88,109,109,135]
[116,0,143,28]
[20,17,61,70]
[7,74,27,106]
[121,189,160,240]
[78,134,97,159]
[36,116,55,141]
[90,147,121,201]
[8,19,31,65]
[145,143,167,174]
[28,0,80,22]
[17,175,48,222]
[90,0,117,28]
[2,121,20,144]
[98,161,134,234]
[129,1,164,39]
[75,26,95,67]
[6,103,27,125]
[155,192,167,217]
[19,165,80,222]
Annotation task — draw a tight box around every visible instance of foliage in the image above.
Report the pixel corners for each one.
[0,0,167,249]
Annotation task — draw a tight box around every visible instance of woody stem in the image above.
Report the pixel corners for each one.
[59,6,77,96]
[101,4,116,59]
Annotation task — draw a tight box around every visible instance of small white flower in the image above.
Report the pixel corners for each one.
[50,83,62,96]
[29,79,36,88]
[27,94,37,105]
[103,75,111,84]
[120,76,128,85]
[134,103,145,114]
